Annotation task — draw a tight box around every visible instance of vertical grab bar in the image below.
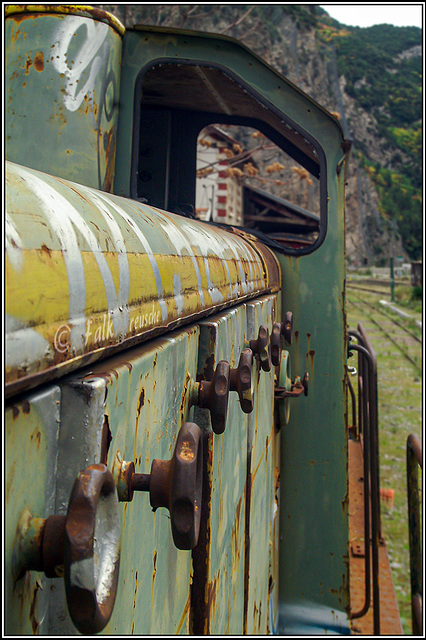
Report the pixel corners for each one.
[406,434,422,636]
[348,326,381,635]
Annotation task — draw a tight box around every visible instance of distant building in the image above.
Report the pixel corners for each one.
[196,125,244,226]
[196,125,319,249]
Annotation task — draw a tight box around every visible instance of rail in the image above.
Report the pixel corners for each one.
[406,433,423,636]
[347,324,381,635]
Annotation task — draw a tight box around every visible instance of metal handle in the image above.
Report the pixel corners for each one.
[197,360,230,434]
[12,464,120,636]
[115,423,203,551]
[150,422,203,550]
[271,312,293,366]
[229,348,254,413]
[249,325,271,372]
[64,464,121,635]
[275,373,309,398]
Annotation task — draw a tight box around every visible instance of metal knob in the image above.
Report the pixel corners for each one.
[271,312,293,367]
[229,348,254,413]
[12,464,120,636]
[271,323,282,367]
[114,422,203,550]
[196,360,230,434]
[249,325,271,372]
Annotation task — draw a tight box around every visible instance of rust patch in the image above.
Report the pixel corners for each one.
[33,51,44,71]
[29,580,41,634]
[100,415,112,465]
[22,400,31,414]
[40,243,52,258]
[152,550,157,585]
[176,594,191,634]
[207,575,218,623]
[306,349,315,370]
[30,428,41,448]
[137,388,145,416]
[190,432,213,635]
[243,450,253,634]
[12,405,19,419]
[25,54,32,74]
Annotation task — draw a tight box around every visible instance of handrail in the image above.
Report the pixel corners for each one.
[347,325,381,635]
[406,433,423,636]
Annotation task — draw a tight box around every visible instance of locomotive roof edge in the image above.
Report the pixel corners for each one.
[5,160,281,399]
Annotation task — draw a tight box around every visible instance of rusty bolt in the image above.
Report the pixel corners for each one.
[229,348,254,413]
[249,325,271,372]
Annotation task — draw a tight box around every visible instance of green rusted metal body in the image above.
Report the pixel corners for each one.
[5,4,352,636]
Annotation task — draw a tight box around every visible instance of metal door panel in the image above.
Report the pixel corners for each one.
[5,386,61,635]
[192,305,249,634]
[245,295,280,634]
[74,326,200,634]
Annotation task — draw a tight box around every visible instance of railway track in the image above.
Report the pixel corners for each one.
[347,289,422,373]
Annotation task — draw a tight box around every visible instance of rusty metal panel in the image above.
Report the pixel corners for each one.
[5,325,201,634]
[5,160,280,397]
[75,326,200,634]
[192,305,249,634]
[245,295,280,634]
[191,296,280,634]
[5,386,61,635]
[5,6,124,191]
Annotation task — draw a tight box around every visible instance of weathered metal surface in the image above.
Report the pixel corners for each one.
[6,4,126,34]
[276,108,350,632]
[5,386,61,635]
[191,295,279,634]
[5,6,124,191]
[82,327,199,634]
[7,326,201,634]
[191,305,249,634]
[244,296,280,634]
[5,160,280,397]
[13,464,121,635]
[115,422,203,550]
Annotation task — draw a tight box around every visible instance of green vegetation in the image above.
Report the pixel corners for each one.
[316,9,422,261]
[358,157,422,261]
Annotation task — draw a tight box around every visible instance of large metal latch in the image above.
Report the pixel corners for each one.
[249,325,271,372]
[274,349,309,427]
[113,422,203,550]
[275,373,309,399]
[189,349,254,434]
[12,465,121,635]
